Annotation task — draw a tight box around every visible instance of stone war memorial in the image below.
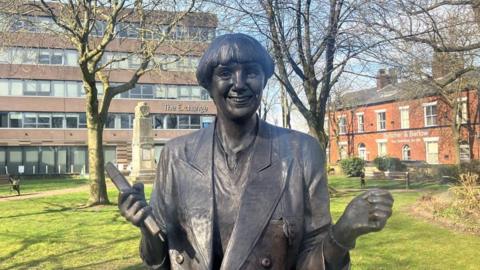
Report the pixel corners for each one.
[113,33,394,269]
[130,102,156,183]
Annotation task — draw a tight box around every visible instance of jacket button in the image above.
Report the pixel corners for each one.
[261,257,272,268]
[175,254,184,264]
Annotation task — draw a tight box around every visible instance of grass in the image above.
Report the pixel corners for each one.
[328,175,449,191]
[0,177,88,197]
[0,177,478,269]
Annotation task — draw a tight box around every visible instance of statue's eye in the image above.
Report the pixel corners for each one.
[216,69,231,79]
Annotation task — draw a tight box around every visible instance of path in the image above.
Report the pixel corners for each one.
[0,185,91,202]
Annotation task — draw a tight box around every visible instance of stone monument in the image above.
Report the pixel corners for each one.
[130,102,156,183]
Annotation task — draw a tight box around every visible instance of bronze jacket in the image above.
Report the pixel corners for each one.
[142,119,350,270]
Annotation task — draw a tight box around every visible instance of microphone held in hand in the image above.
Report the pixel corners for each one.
[106,162,164,242]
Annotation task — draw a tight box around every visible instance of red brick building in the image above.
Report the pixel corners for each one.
[327,69,480,165]
[0,7,217,175]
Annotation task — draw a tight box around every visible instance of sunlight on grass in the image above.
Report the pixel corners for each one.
[0,181,478,269]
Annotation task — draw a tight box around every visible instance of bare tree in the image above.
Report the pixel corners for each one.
[0,0,199,205]
[209,0,385,153]
[366,0,480,164]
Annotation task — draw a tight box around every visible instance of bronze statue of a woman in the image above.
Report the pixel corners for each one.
[118,33,393,270]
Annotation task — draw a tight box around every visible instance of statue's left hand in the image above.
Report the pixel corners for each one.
[332,189,394,249]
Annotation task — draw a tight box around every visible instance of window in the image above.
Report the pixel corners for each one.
[456,98,468,124]
[0,79,8,95]
[356,113,364,133]
[402,145,411,160]
[376,139,387,157]
[459,141,470,162]
[23,113,37,128]
[376,111,386,131]
[166,115,178,129]
[423,102,437,127]
[358,143,367,160]
[339,142,348,160]
[399,106,409,129]
[9,112,22,127]
[424,138,439,164]
[66,114,78,128]
[338,116,347,134]
[0,112,8,127]
[37,113,51,128]
[154,115,164,129]
[120,114,132,129]
[52,114,64,128]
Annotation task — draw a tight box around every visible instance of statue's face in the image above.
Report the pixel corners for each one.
[210,61,265,122]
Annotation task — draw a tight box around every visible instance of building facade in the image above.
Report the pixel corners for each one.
[327,69,480,165]
[0,7,217,175]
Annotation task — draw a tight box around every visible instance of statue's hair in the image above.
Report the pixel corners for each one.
[196,33,275,91]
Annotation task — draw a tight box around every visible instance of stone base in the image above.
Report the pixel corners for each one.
[129,170,156,183]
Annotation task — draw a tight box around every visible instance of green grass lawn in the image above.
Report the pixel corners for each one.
[0,177,88,196]
[0,180,478,269]
[328,175,449,191]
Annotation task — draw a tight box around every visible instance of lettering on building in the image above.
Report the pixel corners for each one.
[164,104,209,113]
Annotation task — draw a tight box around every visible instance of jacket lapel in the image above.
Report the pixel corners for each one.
[221,121,290,270]
[182,125,215,269]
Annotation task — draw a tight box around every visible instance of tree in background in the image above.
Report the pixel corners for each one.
[0,0,199,205]
[365,0,480,164]
[209,0,386,151]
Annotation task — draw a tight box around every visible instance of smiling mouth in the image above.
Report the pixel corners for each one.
[227,95,254,105]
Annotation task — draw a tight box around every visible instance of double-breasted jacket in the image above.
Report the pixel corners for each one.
[142,119,350,270]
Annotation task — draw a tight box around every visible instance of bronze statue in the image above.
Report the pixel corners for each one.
[117,33,394,269]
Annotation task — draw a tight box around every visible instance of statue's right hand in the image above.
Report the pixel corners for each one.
[118,182,152,227]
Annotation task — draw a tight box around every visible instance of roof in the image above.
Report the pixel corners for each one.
[336,71,479,110]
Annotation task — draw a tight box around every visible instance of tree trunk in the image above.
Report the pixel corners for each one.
[280,85,291,129]
[87,122,109,205]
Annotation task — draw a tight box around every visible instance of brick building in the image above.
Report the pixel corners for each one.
[327,69,480,165]
[0,7,217,175]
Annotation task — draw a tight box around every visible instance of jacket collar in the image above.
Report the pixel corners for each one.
[188,117,272,175]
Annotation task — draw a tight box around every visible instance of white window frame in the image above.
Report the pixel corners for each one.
[423,101,438,127]
[356,112,364,133]
[358,143,367,160]
[402,145,411,160]
[456,97,468,124]
[338,116,347,135]
[376,139,388,157]
[459,142,470,162]
[399,106,409,129]
[375,109,386,131]
[423,137,439,164]
[339,141,348,160]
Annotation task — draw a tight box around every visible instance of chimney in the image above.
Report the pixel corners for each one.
[376,69,391,91]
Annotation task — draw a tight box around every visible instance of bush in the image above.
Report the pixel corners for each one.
[340,157,365,177]
[434,164,460,181]
[373,156,406,172]
[460,160,480,175]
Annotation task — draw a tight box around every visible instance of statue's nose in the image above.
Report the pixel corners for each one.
[232,70,246,90]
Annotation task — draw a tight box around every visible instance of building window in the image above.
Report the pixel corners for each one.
[459,141,470,162]
[358,143,367,160]
[424,138,439,164]
[399,106,409,129]
[376,139,387,157]
[338,116,347,134]
[456,98,468,124]
[402,145,411,160]
[339,142,348,160]
[376,111,386,131]
[356,113,364,133]
[423,102,437,127]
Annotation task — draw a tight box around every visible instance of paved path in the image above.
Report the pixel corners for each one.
[0,185,91,202]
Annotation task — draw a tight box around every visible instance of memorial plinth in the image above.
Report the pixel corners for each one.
[130,102,156,183]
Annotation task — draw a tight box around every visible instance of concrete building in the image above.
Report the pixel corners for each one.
[0,8,217,175]
[327,69,480,165]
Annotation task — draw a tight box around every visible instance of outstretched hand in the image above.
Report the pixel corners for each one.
[118,182,152,227]
[332,189,394,249]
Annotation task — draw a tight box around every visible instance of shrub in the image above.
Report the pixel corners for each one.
[340,157,365,177]
[373,156,406,172]
[434,165,460,181]
[460,160,480,175]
